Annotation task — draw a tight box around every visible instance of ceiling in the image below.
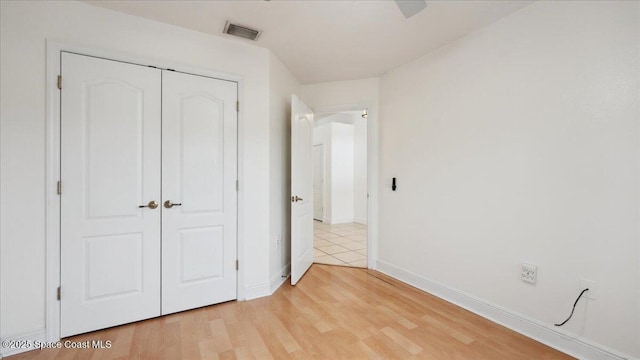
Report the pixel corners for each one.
[85,0,533,84]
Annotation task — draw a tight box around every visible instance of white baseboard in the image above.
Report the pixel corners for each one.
[270,262,291,294]
[244,282,271,300]
[0,328,46,357]
[328,217,354,225]
[376,260,636,360]
[354,217,367,225]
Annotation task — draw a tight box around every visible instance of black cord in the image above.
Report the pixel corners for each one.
[555,288,589,327]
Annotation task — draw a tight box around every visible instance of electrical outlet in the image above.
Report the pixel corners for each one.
[579,279,597,300]
[521,263,537,284]
[276,234,281,248]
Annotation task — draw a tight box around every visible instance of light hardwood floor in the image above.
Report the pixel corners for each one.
[9,265,573,359]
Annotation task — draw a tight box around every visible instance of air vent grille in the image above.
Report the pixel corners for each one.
[223,22,262,41]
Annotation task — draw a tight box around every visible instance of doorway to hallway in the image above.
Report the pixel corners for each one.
[311,109,368,268]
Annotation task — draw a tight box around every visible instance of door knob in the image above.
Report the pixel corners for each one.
[291,196,303,203]
[164,200,182,209]
[139,200,158,209]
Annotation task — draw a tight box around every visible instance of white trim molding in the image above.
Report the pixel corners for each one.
[244,282,271,300]
[354,217,367,225]
[329,217,355,225]
[0,328,46,357]
[376,260,636,360]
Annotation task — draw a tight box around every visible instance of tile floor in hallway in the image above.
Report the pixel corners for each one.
[313,221,367,268]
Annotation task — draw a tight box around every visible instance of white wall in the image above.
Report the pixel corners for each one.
[313,120,364,225]
[378,1,639,358]
[329,123,355,224]
[268,52,300,291]
[313,124,333,223]
[0,0,274,346]
[353,117,368,224]
[301,78,380,113]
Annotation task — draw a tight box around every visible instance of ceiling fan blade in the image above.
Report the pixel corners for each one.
[395,0,427,19]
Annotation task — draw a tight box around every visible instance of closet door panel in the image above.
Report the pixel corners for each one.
[161,71,238,314]
[60,53,162,337]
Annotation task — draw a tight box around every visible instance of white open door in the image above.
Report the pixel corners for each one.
[60,53,161,337]
[291,95,314,285]
[161,70,238,314]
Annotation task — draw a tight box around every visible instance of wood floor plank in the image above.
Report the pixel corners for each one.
[380,327,423,355]
[8,265,574,360]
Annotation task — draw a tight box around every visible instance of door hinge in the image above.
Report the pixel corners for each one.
[57,181,62,195]
[57,287,61,301]
[236,100,239,112]
[57,75,62,90]
[236,260,239,270]
[236,180,239,192]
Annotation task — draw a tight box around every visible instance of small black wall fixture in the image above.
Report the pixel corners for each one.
[392,177,397,191]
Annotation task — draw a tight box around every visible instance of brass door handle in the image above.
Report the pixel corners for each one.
[291,196,303,203]
[164,200,182,209]
[139,200,159,209]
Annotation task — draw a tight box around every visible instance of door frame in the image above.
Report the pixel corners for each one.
[311,103,378,270]
[45,40,245,343]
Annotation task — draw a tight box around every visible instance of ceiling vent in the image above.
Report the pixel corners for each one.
[223,22,262,41]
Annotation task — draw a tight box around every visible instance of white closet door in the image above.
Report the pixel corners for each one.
[161,71,238,314]
[60,53,162,337]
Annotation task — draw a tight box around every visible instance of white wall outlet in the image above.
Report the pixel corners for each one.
[579,279,597,300]
[521,263,537,284]
[276,234,281,248]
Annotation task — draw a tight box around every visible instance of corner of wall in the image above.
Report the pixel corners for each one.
[270,262,291,294]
